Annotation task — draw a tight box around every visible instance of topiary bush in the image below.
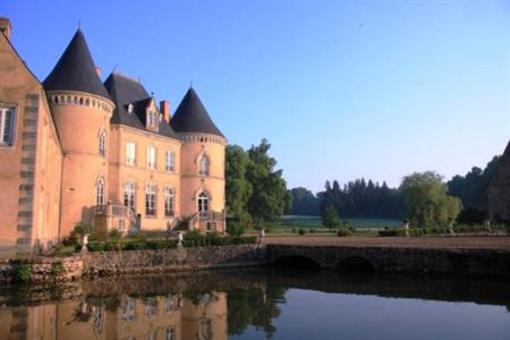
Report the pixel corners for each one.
[337,228,352,237]
[298,228,306,236]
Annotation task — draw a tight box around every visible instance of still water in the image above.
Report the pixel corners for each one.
[0,269,509,340]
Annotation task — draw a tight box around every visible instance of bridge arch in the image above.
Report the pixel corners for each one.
[336,256,375,273]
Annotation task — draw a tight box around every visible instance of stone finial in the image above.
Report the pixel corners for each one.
[0,17,12,40]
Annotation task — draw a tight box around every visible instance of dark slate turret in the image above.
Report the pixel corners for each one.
[43,29,110,100]
[170,87,224,137]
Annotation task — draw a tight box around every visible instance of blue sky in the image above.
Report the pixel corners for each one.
[3,0,510,192]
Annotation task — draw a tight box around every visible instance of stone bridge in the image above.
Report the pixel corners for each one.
[266,244,510,277]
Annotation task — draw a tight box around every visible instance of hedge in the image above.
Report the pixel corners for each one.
[87,235,257,252]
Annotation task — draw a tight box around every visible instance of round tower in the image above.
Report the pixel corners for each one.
[171,87,226,232]
[43,30,114,237]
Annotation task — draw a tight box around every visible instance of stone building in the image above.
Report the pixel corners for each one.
[0,18,226,255]
[487,141,510,222]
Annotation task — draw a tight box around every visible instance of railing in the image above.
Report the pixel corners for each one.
[197,211,224,220]
[93,203,138,231]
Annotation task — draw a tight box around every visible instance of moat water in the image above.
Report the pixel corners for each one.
[0,268,509,339]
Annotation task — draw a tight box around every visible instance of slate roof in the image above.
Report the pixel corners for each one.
[103,72,178,139]
[43,30,110,100]
[170,87,224,137]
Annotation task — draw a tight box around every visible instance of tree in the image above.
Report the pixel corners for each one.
[447,156,500,221]
[226,145,253,226]
[246,139,291,228]
[288,187,320,215]
[322,205,341,231]
[400,171,461,228]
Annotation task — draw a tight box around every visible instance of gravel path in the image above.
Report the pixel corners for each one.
[265,235,510,250]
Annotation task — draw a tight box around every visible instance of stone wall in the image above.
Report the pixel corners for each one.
[2,243,509,285]
[82,245,266,277]
[0,257,83,284]
[0,245,266,284]
[267,245,510,277]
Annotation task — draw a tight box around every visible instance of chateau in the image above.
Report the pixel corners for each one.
[0,18,226,254]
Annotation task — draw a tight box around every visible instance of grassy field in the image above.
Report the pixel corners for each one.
[274,215,402,231]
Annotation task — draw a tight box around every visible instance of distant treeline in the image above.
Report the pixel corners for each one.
[289,180,404,219]
[288,155,501,221]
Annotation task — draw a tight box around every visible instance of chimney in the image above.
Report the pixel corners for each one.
[0,17,12,40]
[95,66,102,77]
[160,100,171,123]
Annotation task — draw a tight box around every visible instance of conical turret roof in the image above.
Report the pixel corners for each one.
[43,29,110,100]
[170,87,224,137]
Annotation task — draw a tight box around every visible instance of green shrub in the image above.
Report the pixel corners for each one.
[291,227,297,233]
[15,263,32,282]
[87,242,105,252]
[50,262,65,278]
[309,228,315,233]
[226,223,245,237]
[108,228,123,243]
[337,228,352,237]
[298,228,306,236]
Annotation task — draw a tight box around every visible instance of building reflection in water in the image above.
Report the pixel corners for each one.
[0,291,227,340]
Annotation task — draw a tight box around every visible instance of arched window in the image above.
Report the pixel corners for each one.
[197,192,209,215]
[96,177,105,207]
[98,129,106,157]
[124,181,136,210]
[164,187,174,217]
[198,155,209,176]
[145,184,156,216]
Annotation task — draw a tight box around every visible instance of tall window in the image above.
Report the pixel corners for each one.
[145,184,156,216]
[166,327,175,340]
[164,187,174,217]
[0,105,16,146]
[124,181,136,210]
[197,192,209,215]
[126,142,136,166]
[147,146,157,169]
[165,151,175,172]
[98,129,106,157]
[96,177,105,206]
[199,155,209,176]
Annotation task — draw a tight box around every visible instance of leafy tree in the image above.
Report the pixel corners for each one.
[288,187,320,215]
[400,171,461,228]
[246,139,291,228]
[322,205,341,230]
[226,145,253,226]
[447,156,500,220]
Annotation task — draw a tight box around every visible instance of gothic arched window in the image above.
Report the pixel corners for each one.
[99,129,106,157]
[198,155,209,177]
[96,177,105,207]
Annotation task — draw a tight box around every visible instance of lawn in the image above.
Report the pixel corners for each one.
[274,215,402,231]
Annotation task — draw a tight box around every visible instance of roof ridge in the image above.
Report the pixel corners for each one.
[110,71,141,84]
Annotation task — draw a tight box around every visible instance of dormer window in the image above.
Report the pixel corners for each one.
[127,103,134,114]
[146,111,159,132]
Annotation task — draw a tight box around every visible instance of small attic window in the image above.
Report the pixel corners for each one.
[127,103,134,114]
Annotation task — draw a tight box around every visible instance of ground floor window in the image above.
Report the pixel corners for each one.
[145,184,157,216]
[124,182,136,211]
[197,192,209,215]
[164,187,174,217]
